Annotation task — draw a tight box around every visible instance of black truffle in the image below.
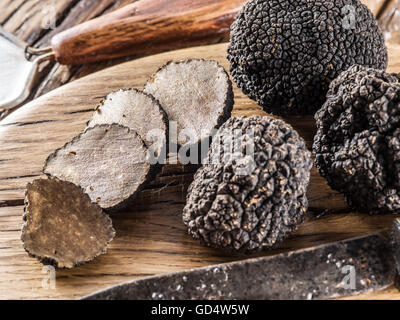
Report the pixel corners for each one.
[183,116,313,253]
[227,0,388,115]
[143,59,234,147]
[44,124,155,211]
[21,177,115,269]
[313,65,400,214]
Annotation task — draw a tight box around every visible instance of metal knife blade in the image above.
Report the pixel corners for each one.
[81,232,397,300]
[0,26,53,110]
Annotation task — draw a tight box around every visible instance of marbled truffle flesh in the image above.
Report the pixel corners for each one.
[44,124,154,211]
[87,88,168,161]
[21,178,115,269]
[144,59,234,146]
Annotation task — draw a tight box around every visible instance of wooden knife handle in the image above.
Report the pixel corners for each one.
[51,0,247,65]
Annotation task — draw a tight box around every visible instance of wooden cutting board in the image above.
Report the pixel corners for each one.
[1,42,400,300]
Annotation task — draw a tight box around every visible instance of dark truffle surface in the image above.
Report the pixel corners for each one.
[227,0,387,115]
[21,178,115,269]
[313,65,400,214]
[183,116,313,253]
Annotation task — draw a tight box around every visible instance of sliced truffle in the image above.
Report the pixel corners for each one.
[183,116,313,253]
[314,65,400,214]
[227,0,387,115]
[44,124,154,211]
[143,59,233,146]
[87,89,168,161]
[21,178,115,269]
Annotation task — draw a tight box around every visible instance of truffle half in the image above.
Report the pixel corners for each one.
[21,178,115,268]
[183,116,313,253]
[143,59,234,146]
[314,65,400,214]
[44,124,154,211]
[87,89,168,161]
[227,0,387,115]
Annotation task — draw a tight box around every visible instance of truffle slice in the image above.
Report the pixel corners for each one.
[227,0,387,115]
[21,178,115,269]
[314,65,400,214]
[87,89,168,160]
[183,116,313,253]
[44,124,153,211]
[143,59,233,146]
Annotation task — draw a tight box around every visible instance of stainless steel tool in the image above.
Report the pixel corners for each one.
[81,219,400,300]
[0,27,53,109]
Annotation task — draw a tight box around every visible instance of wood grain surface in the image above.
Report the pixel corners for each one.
[1,41,400,300]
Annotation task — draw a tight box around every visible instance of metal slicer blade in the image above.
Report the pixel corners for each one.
[0,26,53,110]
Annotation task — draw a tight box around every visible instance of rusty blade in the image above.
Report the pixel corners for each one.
[81,234,396,300]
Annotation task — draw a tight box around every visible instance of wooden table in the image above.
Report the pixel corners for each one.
[1,0,400,300]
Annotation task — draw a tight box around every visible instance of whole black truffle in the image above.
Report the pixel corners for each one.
[227,0,388,115]
[183,116,313,253]
[313,65,400,214]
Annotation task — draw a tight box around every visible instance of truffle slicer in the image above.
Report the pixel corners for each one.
[0,26,53,109]
[0,0,248,110]
[82,219,400,300]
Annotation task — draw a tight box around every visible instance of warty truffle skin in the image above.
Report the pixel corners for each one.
[227,0,388,115]
[183,116,313,253]
[313,65,400,214]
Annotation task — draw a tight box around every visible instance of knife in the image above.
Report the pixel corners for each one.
[81,219,400,300]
